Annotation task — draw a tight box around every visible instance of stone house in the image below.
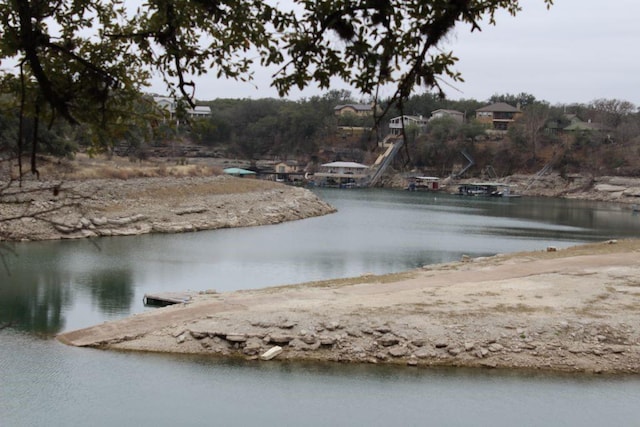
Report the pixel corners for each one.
[475,102,522,131]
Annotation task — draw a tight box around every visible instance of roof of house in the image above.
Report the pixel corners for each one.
[563,121,604,131]
[334,104,373,112]
[321,161,369,169]
[192,106,211,113]
[476,102,520,113]
[431,109,464,115]
[390,115,428,121]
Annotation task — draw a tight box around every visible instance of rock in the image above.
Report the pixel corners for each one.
[375,352,388,361]
[464,342,475,352]
[488,343,504,352]
[289,338,321,351]
[448,347,462,356]
[189,330,208,340]
[414,348,436,359]
[375,325,392,334]
[91,216,108,226]
[595,184,627,193]
[411,338,427,347]
[378,333,400,347]
[435,342,448,349]
[260,346,283,361]
[407,357,418,367]
[177,334,186,344]
[300,334,318,345]
[319,335,337,346]
[174,206,208,215]
[267,334,294,344]
[325,321,341,331]
[388,346,409,357]
[243,337,263,356]
[278,320,297,329]
[225,333,247,343]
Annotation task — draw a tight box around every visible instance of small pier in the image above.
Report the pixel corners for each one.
[143,292,194,307]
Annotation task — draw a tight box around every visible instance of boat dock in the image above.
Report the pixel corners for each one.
[143,292,194,307]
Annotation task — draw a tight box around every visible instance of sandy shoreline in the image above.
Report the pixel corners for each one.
[58,240,640,375]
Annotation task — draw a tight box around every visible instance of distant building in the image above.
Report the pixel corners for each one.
[313,161,370,188]
[334,104,375,116]
[274,161,305,183]
[430,109,464,123]
[475,102,521,131]
[153,96,211,120]
[388,115,429,136]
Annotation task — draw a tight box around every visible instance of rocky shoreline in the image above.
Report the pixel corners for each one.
[446,173,640,204]
[0,175,336,242]
[4,172,640,242]
[58,240,640,375]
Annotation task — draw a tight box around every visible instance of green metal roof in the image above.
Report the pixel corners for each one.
[223,167,256,175]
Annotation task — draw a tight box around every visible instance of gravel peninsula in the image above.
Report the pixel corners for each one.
[58,239,640,375]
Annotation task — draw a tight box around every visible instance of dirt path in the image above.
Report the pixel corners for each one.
[58,239,640,374]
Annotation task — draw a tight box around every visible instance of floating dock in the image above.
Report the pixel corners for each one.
[143,292,194,307]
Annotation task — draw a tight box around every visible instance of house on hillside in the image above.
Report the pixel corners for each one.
[430,109,464,123]
[388,115,429,136]
[274,161,305,183]
[153,96,212,121]
[475,102,521,131]
[334,104,375,116]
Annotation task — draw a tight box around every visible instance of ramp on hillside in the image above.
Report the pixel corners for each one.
[366,138,404,187]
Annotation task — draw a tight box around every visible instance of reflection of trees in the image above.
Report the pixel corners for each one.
[0,241,136,335]
[0,270,71,336]
[80,270,135,315]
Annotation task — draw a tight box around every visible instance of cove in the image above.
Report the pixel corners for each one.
[2,189,640,425]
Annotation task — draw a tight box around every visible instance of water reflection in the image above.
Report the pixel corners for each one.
[0,240,136,334]
[76,269,135,315]
[0,266,71,335]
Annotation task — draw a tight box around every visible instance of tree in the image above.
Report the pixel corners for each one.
[1,0,553,155]
[489,92,537,109]
[589,98,636,129]
[520,102,550,161]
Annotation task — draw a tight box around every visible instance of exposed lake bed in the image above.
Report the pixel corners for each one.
[0,175,335,241]
[58,239,640,374]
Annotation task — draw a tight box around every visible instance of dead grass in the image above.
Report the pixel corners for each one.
[32,154,224,181]
[262,271,418,292]
[491,303,547,314]
[489,239,640,262]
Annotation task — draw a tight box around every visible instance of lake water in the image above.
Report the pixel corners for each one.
[2,189,640,426]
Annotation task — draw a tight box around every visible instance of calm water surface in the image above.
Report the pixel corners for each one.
[2,189,640,426]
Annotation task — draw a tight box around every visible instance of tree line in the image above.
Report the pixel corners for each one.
[1,89,639,175]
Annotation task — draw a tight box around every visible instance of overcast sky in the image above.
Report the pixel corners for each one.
[149,1,640,106]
